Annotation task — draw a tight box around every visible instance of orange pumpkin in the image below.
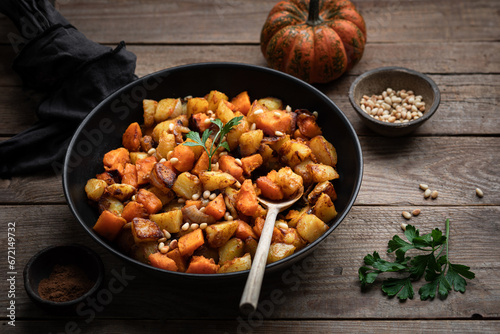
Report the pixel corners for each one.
[260,0,367,84]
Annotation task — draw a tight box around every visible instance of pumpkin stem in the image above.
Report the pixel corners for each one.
[306,0,322,26]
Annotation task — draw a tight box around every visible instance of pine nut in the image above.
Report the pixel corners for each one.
[192,193,200,200]
[312,111,319,118]
[203,190,211,199]
[254,109,264,115]
[424,189,432,198]
[191,223,199,230]
[226,215,233,221]
[169,123,175,131]
[158,242,165,250]
[250,123,256,130]
[476,188,484,198]
[402,211,412,219]
[163,229,171,239]
[148,148,156,155]
[209,193,217,200]
[274,111,281,117]
[159,158,166,163]
[131,195,137,201]
[286,105,292,112]
[178,197,185,203]
[277,222,288,229]
[431,190,439,199]
[158,237,167,243]
[419,184,429,190]
[235,158,242,166]
[170,157,179,164]
[169,239,178,249]
[401,223,408,231]
[412,209,421,216]
[160,246,169,254]
[204,118,211,124]
[181,223,190,231]
[275,131,284,136]
[200,223,208,230]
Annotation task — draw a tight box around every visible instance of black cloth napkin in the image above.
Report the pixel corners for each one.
[0,0,137,178]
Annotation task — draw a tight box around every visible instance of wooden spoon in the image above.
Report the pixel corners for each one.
[239,187,304,313]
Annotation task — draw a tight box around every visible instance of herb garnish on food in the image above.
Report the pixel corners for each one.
[184,116,243,171]
[358,219,475,300]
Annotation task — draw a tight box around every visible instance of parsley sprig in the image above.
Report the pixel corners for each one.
[183,116,243,171]
[359,219,475,300]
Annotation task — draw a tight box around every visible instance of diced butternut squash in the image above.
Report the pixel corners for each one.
[135,156,158,186]
[297,111,322,138]
[231,91,251,115]
[241,154,263,176]
[204,193,226,220]
[218,155,244,182]
[256,176,283,201]
[185,256,219,274]
[93,210,126,241]
[170,144,195,172]
[103,147,130,173]
[178,229,205,257]
[255,110,295,136]
[121,163,138,188]
[122,122,142,152]
[121,201,148,222]
[191,151,209,176]
[191,112,212,132]
[235,220,258,240]
[236,179,259,216]
[148,252,178,271]
[135,188,162,214]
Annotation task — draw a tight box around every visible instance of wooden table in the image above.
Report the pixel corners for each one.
[1,0,499,332]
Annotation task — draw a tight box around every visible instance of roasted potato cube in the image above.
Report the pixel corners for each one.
[149,162,177,193]
[275,167,303,199]
[267,243,296,264]
[147,186,175,206]
[309,135,337,167]
[218,253,252,273]
[226,116,249,151]
[186,97,209,116]
[296,214,329,243]
[312,193,338,223]
[199,171,237,191]
[207,90,229,112]
[143,99,157,127]
[172,172,202,199]
[307,181,337,205]
[239,129,264,156]
[216,99,236,124]
[258,97,283,111]
[106,183,137,201]
[287,205,311,228]
[246,100,268,124]
[85,178,108,201]
[306,163,340,183]
[293,159,314,186]
[152,115,189,142]
[243,238,258,259]
[205,220,239,248]
[156,132,176,160]
[129,152,149,164]
[131,218,163,243]
[154,98,181,123]
[278,140,312,167]
[218,238,245,265]
[281,228,307,250]
[149,210,183,233]
[98,195,124,216]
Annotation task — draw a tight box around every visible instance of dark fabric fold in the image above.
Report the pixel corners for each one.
[0,0,137,178]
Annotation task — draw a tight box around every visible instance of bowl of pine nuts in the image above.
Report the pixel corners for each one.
[349,67,440,137]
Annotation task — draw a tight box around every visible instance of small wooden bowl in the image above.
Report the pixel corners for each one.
[23,244,104,314]
[349,67,440,137]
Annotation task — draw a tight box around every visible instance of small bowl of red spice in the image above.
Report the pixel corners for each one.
[23,244,104,314]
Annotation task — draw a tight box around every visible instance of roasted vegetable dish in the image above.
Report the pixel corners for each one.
[85,90,339,274]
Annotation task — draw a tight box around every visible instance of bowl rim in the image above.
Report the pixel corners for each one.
[63,62,363,279]
[23,243,105,306]
[348,66,441,129]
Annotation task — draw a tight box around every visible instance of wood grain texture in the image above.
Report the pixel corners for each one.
[6,320,500,333]
[0,205,498,320]
[1,0,497,44]
[0,137,497,205]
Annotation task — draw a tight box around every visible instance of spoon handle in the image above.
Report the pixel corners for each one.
[239,205,280,313]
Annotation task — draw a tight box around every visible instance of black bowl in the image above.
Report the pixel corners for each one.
[23,244,104,314]
[63,62,363,281]
[349,66,440,137]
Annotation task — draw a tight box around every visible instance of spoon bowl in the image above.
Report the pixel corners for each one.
[240,187,304,313]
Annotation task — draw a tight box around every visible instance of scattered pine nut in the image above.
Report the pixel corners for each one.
[476,188,484,198]
[401,223,408,231]
[131,195,137,201]
[431,190,439,199]
[163,229,171,239]
[203,190,211,199]
[178,197,186,203]
[254,109,264,115]
[235,158,242,166]
[312,111,319,118]
[285,105,292,112]
[200,223,208,230]
[402,211,412,220]
[250,123,257,130]
[159,158,166,163]
[424,189,432,198]
[160,246,169,254]
[158,242,165,250]
[170,157,179,164]
[191,223,199,230]
[419,184,429,191]
[169,239,178,249]
[192,193,200,200]
[275,131,284,136]
[204,118,212,124]
[277,222,288,229]
[158,237,167,243]
[274,111,281,117]
[181,223,190,231]
[412,209,421,216]
[209,193,217,200]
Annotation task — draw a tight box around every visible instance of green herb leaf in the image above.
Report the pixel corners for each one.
[419,270,451,300]
[382,277,414,300]
[446,263,475,293]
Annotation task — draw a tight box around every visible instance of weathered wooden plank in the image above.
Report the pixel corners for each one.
[1,42,499,87]
[1,137,498,204]
[1,0,497,44]
[0,205,498,319]
[1,73,498,136]
[6,319,500,333]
